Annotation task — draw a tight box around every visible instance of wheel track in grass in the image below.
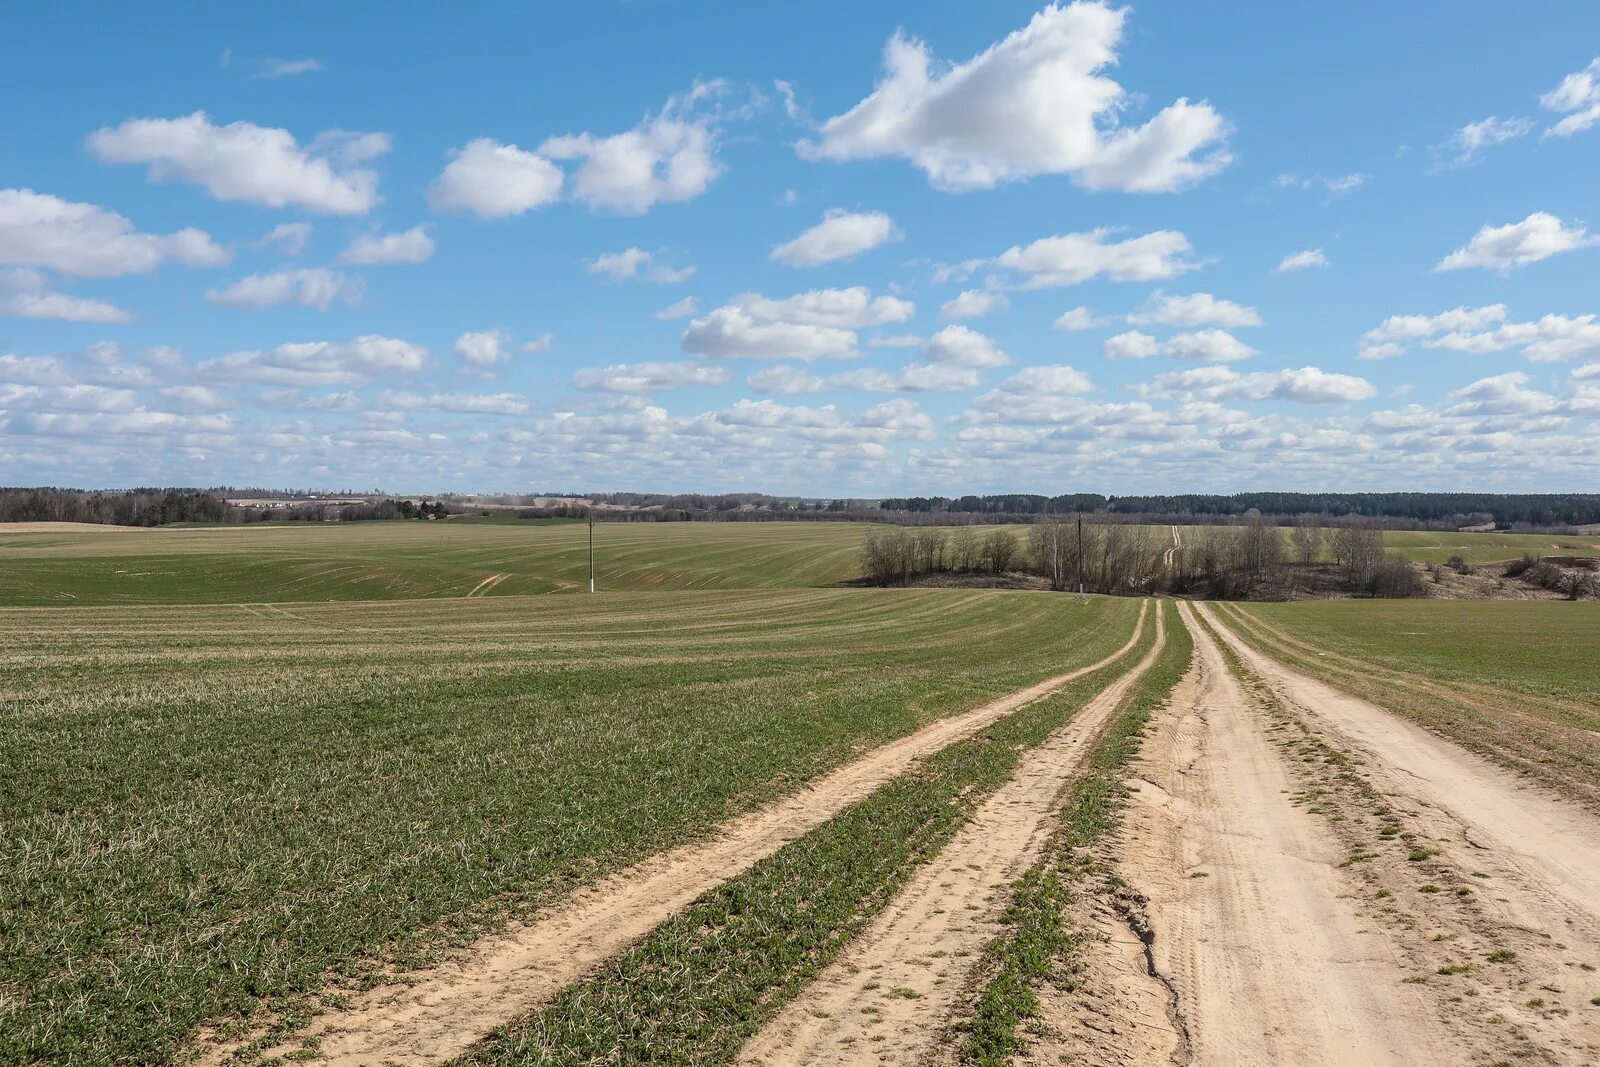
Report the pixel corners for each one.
[194,601,1151,1066]
[732,602,1168,1066]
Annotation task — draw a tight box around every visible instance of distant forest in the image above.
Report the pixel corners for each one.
[3,486,1598,530]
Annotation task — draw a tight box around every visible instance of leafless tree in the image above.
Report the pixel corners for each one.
[1289,516,1323,564]
[981,529,1020,574]
[1029,518,1076,590]
[1334,522,1384,589]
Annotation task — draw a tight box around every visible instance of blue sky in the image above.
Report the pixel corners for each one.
[2,1,1598,494]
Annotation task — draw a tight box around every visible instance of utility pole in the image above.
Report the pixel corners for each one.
[1076,515,1083,594]
[588,511,596,593]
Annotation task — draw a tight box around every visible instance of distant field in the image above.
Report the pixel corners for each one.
[0,520,881,605]
[3,519,1595,607]
[0,588,1138,1063]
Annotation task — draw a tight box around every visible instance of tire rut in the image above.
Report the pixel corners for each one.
[734,604,1168,1066]
[193,604,1152,1067]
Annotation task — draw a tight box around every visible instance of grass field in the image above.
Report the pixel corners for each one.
[0,521,875,606]
[2,519,1595,608]
[0,587,1138,1064]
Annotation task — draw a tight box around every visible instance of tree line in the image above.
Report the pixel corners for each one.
[859,517,1426,600]
[0,487,242,526]
[875,492,1600,528]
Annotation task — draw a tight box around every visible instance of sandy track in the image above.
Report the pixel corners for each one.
[1201,602,1600,1060]
[197,604,1150,1066]
[1034,601,1452,1066]
[735,605,1167,1066]
[1203,602,1600,929]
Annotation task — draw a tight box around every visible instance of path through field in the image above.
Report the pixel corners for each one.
[1036,601,1452,1065]
[1040,602,1600,1064]
[735,604,1168,1065]
[202,604,1152,1066]
[1202,603,1600,1061]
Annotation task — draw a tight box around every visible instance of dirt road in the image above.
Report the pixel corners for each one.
[1032,601,1453,1065]
[736,605,1168,1066]
[197,605,1151,1066]
[1201,603,1600,1062]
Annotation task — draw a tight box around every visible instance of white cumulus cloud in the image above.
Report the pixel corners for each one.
[1137,365,1375,404]
[586,247,693,283]
[338,225,434,265]
[1435,212,1597,273]
[206,268,362,309]
[1541,57,1600,138]
[573,361,729,393]
[1127,291,1261,328]
[89,112,389,214]
[924,325,1008,367]
[428,139,564,218]
[0,268,132,323]
[940,289,1009,320]
[982,227,1200,288]
[198,335,427,387]
[0,188,228,277]
[801,2,1230,193]
[454,329,513,367]
[771,210,898,267]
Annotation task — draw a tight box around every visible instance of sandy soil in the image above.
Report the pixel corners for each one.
[196,604,1151,1066]
[1203,603,1600,1061]
[735,606,1168,1067]
[1031,601,1453,1066]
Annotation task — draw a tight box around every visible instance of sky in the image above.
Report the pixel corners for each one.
[1,1,1598,496]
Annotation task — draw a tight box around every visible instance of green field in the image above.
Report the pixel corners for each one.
[0,521,879,606]
[0,586,1138,1063]
[2,519,1595,608]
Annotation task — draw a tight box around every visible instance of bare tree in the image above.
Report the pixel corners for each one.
[1029,518,1076,590]
[981,529,1019,574]
[1289,516,1323,564]
[1333,522,1385,590]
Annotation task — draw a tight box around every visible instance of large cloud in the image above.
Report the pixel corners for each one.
[89,112,389,214]
[0,188,227,277]
[800,2,1229,193]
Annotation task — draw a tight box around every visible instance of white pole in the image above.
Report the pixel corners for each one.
[588,515,596,593]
